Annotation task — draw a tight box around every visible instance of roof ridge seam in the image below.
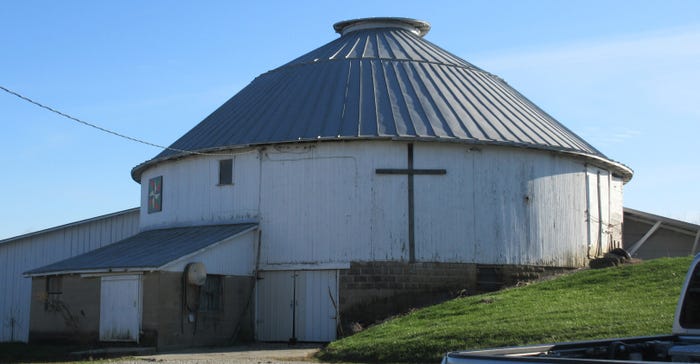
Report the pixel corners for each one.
[263,57,500,79]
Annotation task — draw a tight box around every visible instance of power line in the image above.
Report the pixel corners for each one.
[0,85,216,156]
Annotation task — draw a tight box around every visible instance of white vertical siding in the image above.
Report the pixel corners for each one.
[255,271,294,341]
[295,270,338,342]
[527,154,588,266]
[259,150,363,264]
[139,150,261,230]
[162,229,257,275]
[414,144,476,262]
[0,209,139,342]
[137,140,619,268]
[587,165,614,257]
[255,270,337,342]
[609,176,624,248]
[369,145,411,261]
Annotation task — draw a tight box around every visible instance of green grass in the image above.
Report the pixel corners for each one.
[319,257,694,363]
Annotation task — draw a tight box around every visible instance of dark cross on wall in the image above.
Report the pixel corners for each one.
[376,143,446,263]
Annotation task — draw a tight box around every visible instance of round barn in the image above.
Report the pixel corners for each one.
[130,17,632,341]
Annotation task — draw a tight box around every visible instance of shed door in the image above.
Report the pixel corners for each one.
[256,270,338,342]
[99,275,141,342]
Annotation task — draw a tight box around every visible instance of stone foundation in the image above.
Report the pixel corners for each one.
[338,261,569,330]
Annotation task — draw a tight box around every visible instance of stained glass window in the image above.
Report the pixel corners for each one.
[148,176,163,213]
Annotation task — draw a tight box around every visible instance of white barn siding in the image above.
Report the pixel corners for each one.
[414,144,476,262]
[586,165,619,257]
[255,270,338,342]
[609,176,624,248]
[526,153,589,266]
[140,150,261,230]
[0,209,139,342]
[162,229,257,276]
[260,152,362,264]
[139,141,620,269]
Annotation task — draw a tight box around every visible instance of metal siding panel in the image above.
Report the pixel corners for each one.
[449,67,507,140]
[339,60,361,136]
[0,209,139,342]
[358,60,379,136]
[28,223,257,275]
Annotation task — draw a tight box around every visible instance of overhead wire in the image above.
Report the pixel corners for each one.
[0,85,232,157]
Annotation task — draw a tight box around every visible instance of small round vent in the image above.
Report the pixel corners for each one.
[185,262,207,286]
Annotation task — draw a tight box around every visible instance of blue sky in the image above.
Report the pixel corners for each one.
[1,0,698,240]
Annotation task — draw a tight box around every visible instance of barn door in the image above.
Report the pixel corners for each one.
[99,275,141,342]
[256,270,338,342]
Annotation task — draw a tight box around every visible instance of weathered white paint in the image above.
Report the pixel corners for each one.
[162,229,257,275]
[294,270,338,342]
[586,165,618,257]
[99,275,142,343]
[0,209,139,342]
[138,140,624,268]
[255,270,338,342]
[255,270,294,341]
[610,175,624,248]
[140,150,261,229]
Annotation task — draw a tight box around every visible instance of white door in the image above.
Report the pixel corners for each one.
[99,275,141,342]
[255,271,295,341]
[256,270,338,342]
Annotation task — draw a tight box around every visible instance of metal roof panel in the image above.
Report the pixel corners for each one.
[131,18,631,181]
[25,223,257,276]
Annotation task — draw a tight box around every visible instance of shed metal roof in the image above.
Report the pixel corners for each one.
[25,223,257,276]
[132,17,632,181]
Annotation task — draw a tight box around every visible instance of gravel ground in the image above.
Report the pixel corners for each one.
[109,343,328,364]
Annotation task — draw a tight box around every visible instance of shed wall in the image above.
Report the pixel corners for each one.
[0,209,139,342]
[162,229,257,275]
[28,275,101,343]
[142,272,254,349]
[623,219,697,259]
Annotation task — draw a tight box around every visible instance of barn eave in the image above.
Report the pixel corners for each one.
[24,223,258,277]
[131,137,632,183]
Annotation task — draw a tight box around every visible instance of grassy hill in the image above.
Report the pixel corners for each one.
[319,257,693,363]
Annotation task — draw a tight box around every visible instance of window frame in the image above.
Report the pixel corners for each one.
[218,159,234,186]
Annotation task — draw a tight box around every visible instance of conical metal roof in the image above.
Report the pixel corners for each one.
[132,17,632,181]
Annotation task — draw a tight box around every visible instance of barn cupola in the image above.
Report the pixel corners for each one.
[332,17,431,37]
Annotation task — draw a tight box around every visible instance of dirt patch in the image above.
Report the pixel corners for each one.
[117,343,327,364]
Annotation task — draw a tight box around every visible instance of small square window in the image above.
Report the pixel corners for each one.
[219,159,233,185]
[45,276,63,311]
[199,275,223,312]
